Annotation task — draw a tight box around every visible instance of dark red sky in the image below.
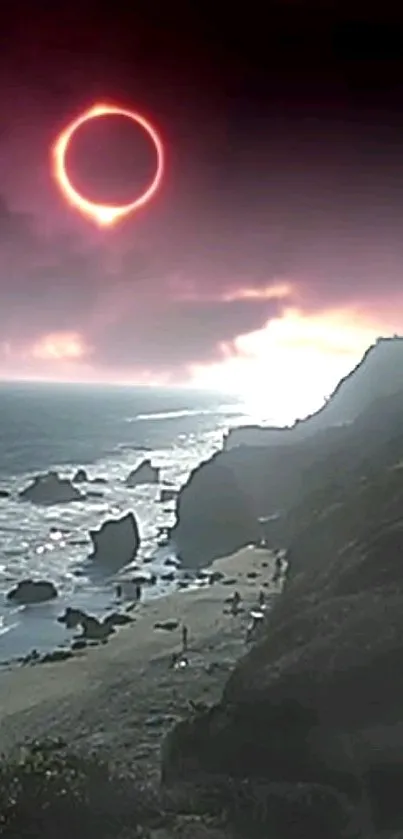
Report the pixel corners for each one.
[1,2,403,387]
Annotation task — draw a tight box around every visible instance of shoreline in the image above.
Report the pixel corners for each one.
[0,546,280,773]
[0,424,225,665]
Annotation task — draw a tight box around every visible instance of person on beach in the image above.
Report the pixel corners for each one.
[115,583,122,601]
[258,589,266,609]
[134,582,142,603]
[231,590,241,615]
[272,554,282,583]
[181,623,189,652]
[169,651,188,670]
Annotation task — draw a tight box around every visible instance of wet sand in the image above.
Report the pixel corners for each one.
[0,546,280,777]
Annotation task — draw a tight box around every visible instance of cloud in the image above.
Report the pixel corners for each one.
[30,331,90,361]
[90,293,289,373]
[1,98,403,384]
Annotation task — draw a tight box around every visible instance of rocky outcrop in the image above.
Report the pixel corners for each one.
[72,468,89,483]
[89,512,140,571]
[162,351,403,835]
[19,472,83,505]
[57,607,85,629]
[224,336,403,450]
[126,459,160,487]
[174,342,403,567]
[72,469,107,485]
[172,454,259,567]
[7,579,58,605]
[57,607,120,640]
[159,487,178,503]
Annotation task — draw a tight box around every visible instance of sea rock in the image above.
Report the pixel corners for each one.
[58,608,114,640]
[58,607,86,628]
[19,472,83,505]
[7,579,58,605]
[72,468,88,483]
[89,511,140,571]
[72,469,107,485]
[41,650,73,664]
[79,615,114,641]
[159,487,178,503]
[154,620,179,631]
[125,459,160,486]
[209,571,225,584]
[103,611,134,628]
[172,454,260,567]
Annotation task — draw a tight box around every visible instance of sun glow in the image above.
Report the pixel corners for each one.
[31,331,88,361]
[191,308,382,425]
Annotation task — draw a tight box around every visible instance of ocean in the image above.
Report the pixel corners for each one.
[0,382,248,664]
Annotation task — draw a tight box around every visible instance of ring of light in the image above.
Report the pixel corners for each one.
[52,103,164,226]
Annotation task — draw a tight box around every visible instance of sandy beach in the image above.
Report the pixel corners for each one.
[0,546,280,779]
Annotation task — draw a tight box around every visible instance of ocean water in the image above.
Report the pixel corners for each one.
[0,381,247,664]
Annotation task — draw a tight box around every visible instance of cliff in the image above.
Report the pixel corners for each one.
[173,336,403,566]
[164,336,403,835]
[224,335,403,450]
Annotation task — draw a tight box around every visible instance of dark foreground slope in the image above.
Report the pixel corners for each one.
[164,340,403,835]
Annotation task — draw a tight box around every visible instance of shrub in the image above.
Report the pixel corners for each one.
[0,738,159,839]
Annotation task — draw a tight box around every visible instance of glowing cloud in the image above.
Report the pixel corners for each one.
[31,331,88,361]
[190,308,383,424]
[51,103,164,227]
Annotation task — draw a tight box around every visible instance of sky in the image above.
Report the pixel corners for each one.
[1,3,403,422]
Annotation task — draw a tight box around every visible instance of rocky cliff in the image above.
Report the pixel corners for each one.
[224,335,403,450]
[173,337,403,566]
[165,336,403,835]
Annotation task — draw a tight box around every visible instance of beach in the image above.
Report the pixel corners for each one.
[0,546,279,777]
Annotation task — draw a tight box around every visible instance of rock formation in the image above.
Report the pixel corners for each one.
[125,459,160,486]
[72,469,107,485]
[173,338,403,567]
[89,511,140,571]
[7,579,58,605]
[172,454,259,567]
[19,472,83,505]
[158,487,178,503]
[57,607,85,628]
[72,468,88,483]
[58,607,121,639]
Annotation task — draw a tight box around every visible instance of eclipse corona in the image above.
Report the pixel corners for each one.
[51,103,164,227]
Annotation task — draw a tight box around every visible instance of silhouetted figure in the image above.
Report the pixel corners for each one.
[231,590,241,615]
[169,652,180,669]
[182,624,189,652]
[272,555,283,583]
[245,611,265,644]
[115,584,122,600]
[135,583,142,603]
[169,651,188,670]
[258,590,266,609]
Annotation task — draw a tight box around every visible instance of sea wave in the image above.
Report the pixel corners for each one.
[126,405,244,423]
